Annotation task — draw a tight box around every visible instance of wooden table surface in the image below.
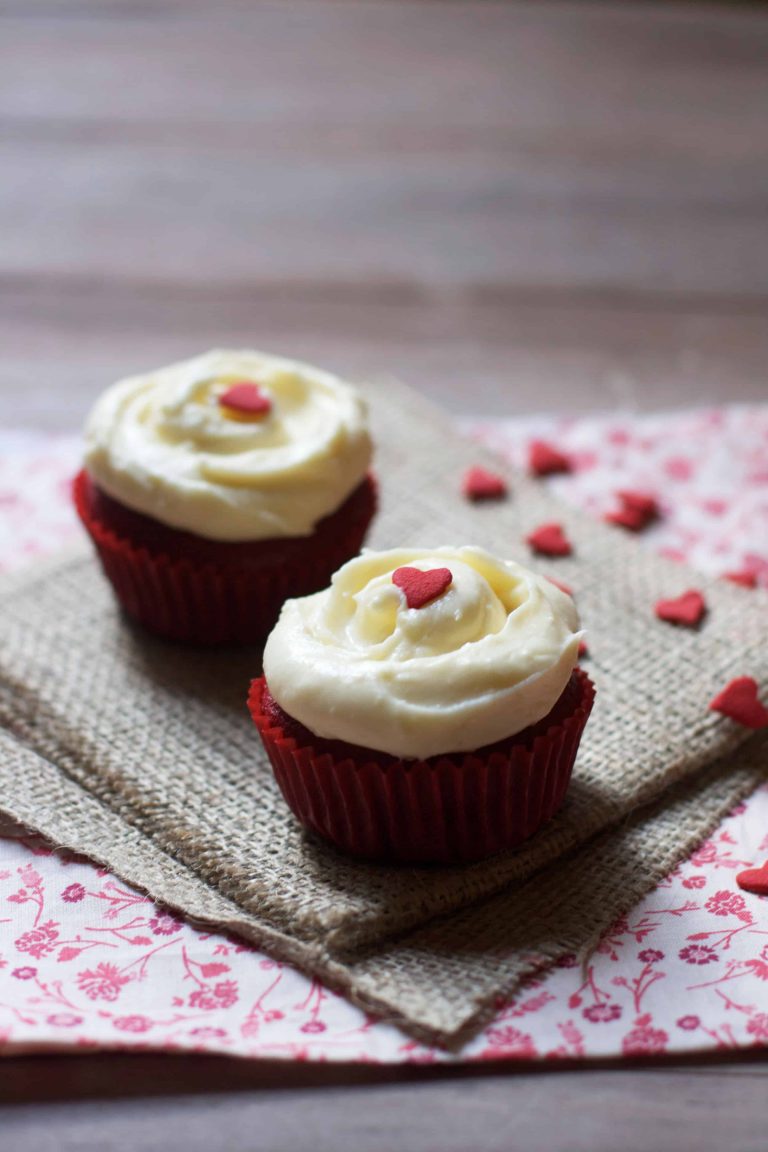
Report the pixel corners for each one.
[2,1,767,1148]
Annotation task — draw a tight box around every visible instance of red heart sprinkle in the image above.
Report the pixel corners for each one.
[577,639,589,659]
[546,576,574,598]
[462,466,507,501]
[604,506,649,532]
[654,589,707,628]
[736,863,768,897]
[526,522,572,557]
[529,440,573,477]
[709,676,768,729]
[218,381,272,416]
[617,490,660,519]
[604,490,660,533]
[392,566,453,610]
[724,570,758,589]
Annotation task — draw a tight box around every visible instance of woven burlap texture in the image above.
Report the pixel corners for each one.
[0,380,766,1047]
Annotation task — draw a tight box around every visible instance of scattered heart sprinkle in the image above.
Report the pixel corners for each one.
[604,490,660,533]
[529,440,572,477]
[462,466,507,501]
[526,522,572,558]
[736,863,768,897]
[577,639,589,659]
[709,676,768,730]
[218,381,272,417]
[724,570,758,589]
[546,576,573,598]
[604,507,649,531]
[617,490,660,519]
[654,589,707,628]
[392,566,453,610]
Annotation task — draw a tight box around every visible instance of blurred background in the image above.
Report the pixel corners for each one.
[1,0,767,428]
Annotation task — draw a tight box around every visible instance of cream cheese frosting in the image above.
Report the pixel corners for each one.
[84,349,372,541]
[263,546,584,759]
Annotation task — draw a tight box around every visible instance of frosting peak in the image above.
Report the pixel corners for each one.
[84,349,372,541]
[263,546,583,758]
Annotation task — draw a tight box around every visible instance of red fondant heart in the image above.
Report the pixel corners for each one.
[655,589,707,628]
[709,676,768,729]
[526,522,572,557]
[724,570,758,589]
[546,576,573,598]
[604,507,649,532]
[529,440,573,477]
[218,381,272,416]
[392,566,453,610]
[737,863,768,897]
[462,466,507,501]
[617,490,660,519]
[604,490,660,533]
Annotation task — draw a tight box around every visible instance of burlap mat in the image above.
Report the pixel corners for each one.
[0,380,766,1047]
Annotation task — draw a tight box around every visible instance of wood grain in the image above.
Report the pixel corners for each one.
[1,0,767,426]
[1,1,768,1148]
[3,1054,768,1152]
[5,279,768,428]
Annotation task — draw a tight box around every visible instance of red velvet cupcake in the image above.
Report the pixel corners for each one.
[248,547,595,864]
[75,349,375,646]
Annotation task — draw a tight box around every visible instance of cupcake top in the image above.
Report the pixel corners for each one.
[83,349,372,541]
[263,546,583,759]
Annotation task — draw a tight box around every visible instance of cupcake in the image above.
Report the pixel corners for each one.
[249,546,595,864]
[74,349,375,645]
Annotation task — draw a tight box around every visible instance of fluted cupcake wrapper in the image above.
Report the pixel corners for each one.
[248,670,595,864]
[73,470,376,647]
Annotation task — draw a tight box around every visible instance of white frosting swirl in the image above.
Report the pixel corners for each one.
[263,546,583,759]
[83,349,372,541]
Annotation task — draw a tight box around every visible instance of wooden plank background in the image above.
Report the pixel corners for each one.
[1,0,767,429]
[1,2,768,1149]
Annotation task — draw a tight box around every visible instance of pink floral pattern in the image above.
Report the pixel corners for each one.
[0,411,766,1063]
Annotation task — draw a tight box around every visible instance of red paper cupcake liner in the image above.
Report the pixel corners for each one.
[248,670,595,864]
[73,470,376,646]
